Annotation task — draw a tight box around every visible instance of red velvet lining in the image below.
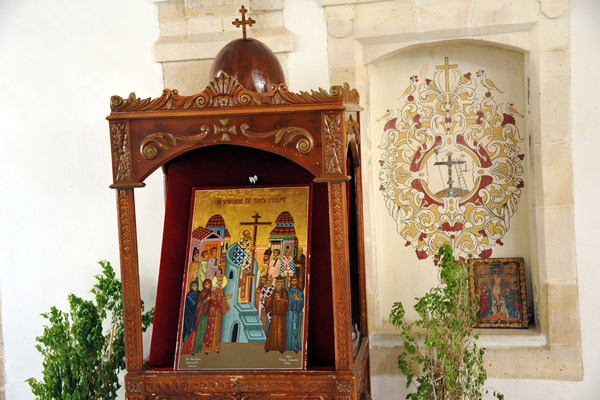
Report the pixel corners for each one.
[148,145,335,370]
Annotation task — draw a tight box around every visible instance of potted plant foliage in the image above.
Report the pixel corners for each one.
[27,261,154,400]
[389,243,503,400]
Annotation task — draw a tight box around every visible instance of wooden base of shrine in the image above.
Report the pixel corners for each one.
[124,338,371,400]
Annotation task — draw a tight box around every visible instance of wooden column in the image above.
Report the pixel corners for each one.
[353,164,369,333]
[116,188,144,372]
[328,181,353,371]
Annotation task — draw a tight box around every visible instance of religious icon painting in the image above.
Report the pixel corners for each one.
[174,185,312,370]
[468,257,528,328]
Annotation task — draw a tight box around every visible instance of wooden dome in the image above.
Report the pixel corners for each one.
[208,38,285,93]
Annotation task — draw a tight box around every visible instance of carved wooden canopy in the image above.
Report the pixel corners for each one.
[107,72,369,400]
[107,73,360,188]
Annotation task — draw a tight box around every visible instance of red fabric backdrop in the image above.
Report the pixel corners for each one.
[148,145,335,369]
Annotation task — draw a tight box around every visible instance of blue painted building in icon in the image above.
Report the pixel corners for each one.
[220,242,266,343]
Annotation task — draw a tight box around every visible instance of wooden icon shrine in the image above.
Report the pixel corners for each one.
[107,7,370,399]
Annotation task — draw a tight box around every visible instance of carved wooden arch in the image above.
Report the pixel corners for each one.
[139,136,319,186]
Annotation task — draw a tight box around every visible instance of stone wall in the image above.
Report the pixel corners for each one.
[155,0,293,94]
[319,0,582,383]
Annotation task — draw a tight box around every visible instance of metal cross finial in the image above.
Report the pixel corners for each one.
[233,5,255,40]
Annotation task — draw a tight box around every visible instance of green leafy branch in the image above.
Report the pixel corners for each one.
[27,260,154,400]
[390,244,503,400]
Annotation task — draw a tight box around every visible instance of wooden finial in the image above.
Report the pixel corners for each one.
[232,5,255,40]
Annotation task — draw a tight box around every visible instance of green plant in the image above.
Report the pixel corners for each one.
[27,260,154,400]
[389,244,503,400]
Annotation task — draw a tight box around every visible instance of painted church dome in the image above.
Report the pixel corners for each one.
[270,211,295,236]
[206,214,226,228]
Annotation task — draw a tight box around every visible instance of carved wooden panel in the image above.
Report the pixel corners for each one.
[111,122,132,182]
[352,339,370,397]
[328,182,353,370]
[146,395,332,400]
[324,113,343,175]
[109,114,325,186]
[116,189,143,371]
[128,380,143,393]
[144,378,336,394]
[240,396,332,400]
[150,396,237,400]
[336,380,353,393]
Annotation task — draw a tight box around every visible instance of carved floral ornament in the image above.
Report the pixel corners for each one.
[127,381,142,393]
[378,57,525,261]
[324,113,343,175]
[111,122,131,181]
[110,73,359,113]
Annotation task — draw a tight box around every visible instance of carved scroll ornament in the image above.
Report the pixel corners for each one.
[240,124,314,154]
[140,122,314,160]
[110,73,357,113]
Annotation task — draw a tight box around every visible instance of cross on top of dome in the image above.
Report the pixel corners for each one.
[232,5,255,40]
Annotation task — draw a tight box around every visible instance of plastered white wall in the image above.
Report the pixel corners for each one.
[283,0,330,92]
[0,0,164,398]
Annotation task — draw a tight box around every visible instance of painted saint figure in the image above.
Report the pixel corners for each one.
[191,279,213,353]
[280,247,295,285]
[206,247,220,281]
[256,250,271,286]
[181,281,200,354]
[267,249,281,279]
[197,250,209,286]
[295,247,306,289]
[285,275,304,352]
[477,283,492,319]
[202,274,232,353]
[502,287,517,318]
[239,229,254,273]
[237,230,256,303]
[185,248,200,293]
[513,292,522,318]
[264,277,288,353]
[255,275,268,314]
[258,276,275,333]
